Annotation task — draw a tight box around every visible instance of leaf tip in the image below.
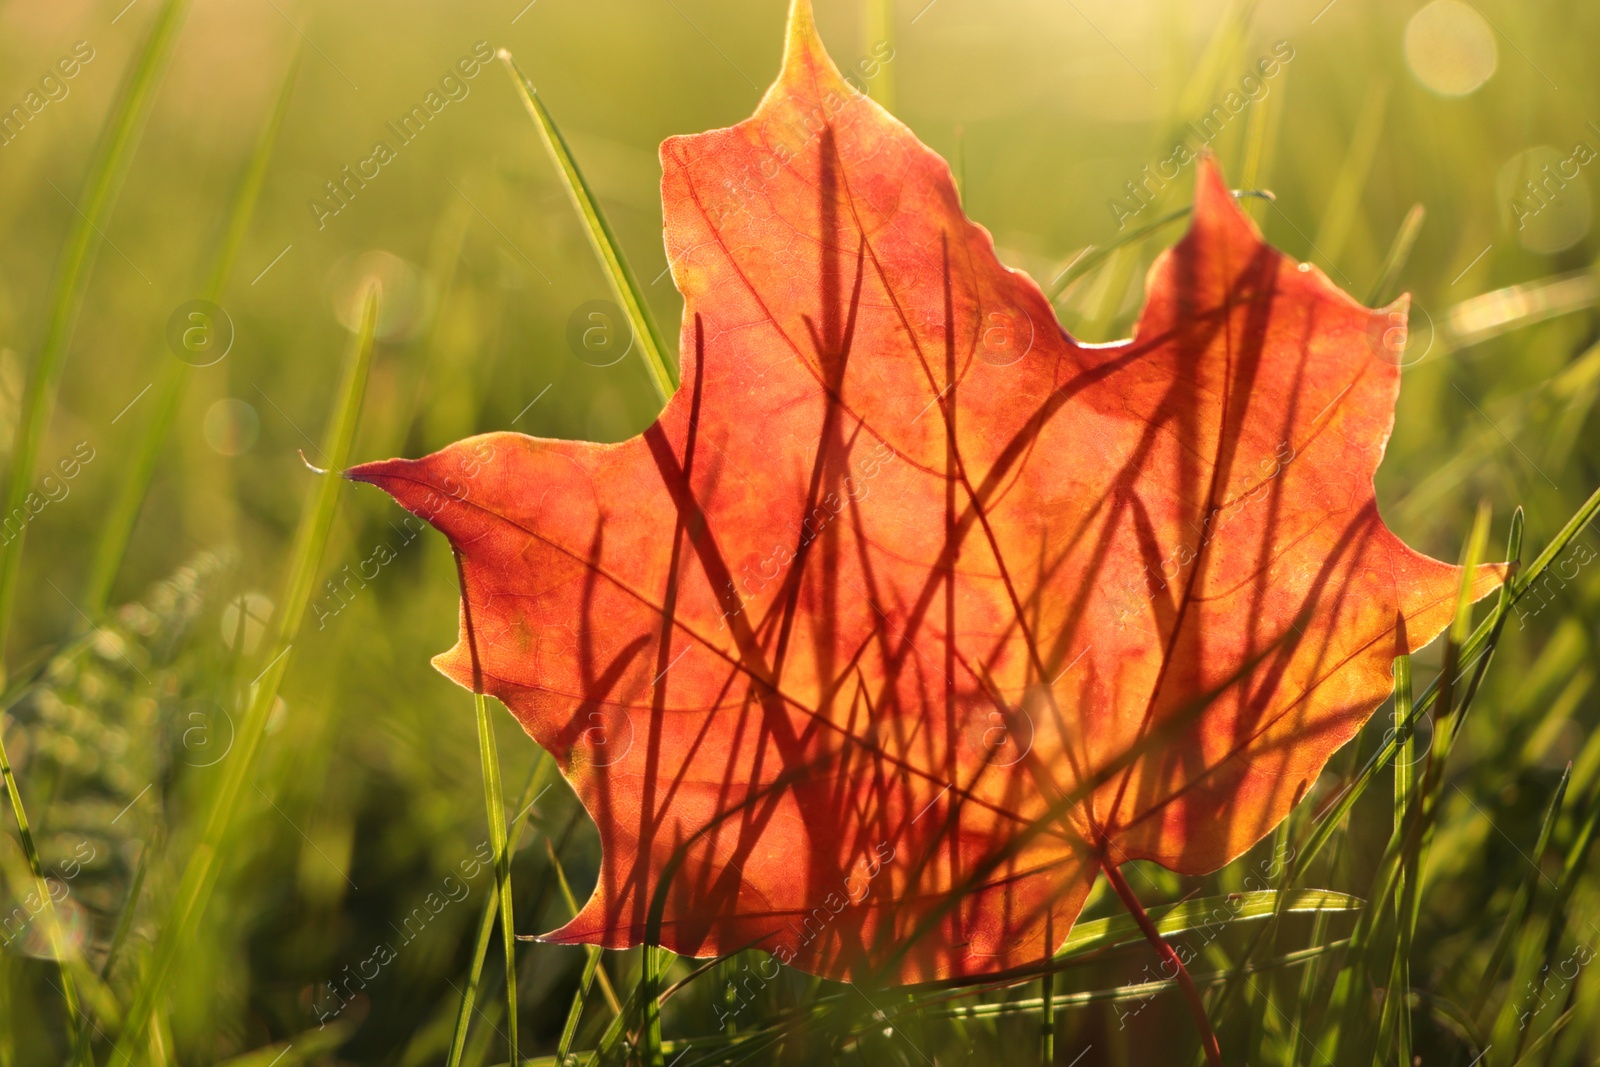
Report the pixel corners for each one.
[344,457,403,489]
[1189,153,1263,247]
[781,0,830,75]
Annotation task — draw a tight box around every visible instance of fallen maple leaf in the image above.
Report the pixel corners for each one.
[351,0,1501,988]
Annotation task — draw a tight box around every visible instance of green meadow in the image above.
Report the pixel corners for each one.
[0,0,1597,1063]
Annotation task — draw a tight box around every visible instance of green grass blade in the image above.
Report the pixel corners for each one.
[557,935,606,1065]
[922,942,1347,1023]
[0,0,193,680]
[640,946,667,1067]
[1366,203,1425,307]
[1326,504,1494,1059]
[498,49,676,402]
[448,760,549,1067]
[64,827,162,1067]
[1057,889,1361,960]
[112,284,381,1063]
[1509,1007,1575,1067]
[1472,766,1570,1021]
[1371,653,1415,1067]
[1392,654,1416,1067]
[473,688,518,1066]
[0,716,82,1034]
[1047,192,1275,303]
[1311,81,1387,269]
[448,878,501,1067]
[1291,495,1563,890]
[546,836,621,1016]
[83,47,301,615]
[862,0,895,111]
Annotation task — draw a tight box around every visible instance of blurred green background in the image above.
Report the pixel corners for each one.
[0,0,1597,1063]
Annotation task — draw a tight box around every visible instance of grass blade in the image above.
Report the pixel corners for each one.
[0,0,193,679]
[453,544,522,1066]
[1310,80,1387,269]
[558,942,607,1065]
[1366,203,1425,307]
[1324,503,1495,1059]
[1046,191,1275,303]
[1289,493,1563,893]
[475,687,519,1066]
[862,0,895,110]
[447,760,549,1067]
[1057,889,1361,960]
[497,48,677,402]
[83,47,302,614]
[113,283,382,1062]
[0,716,82,1034]
[1472,766,1570,1021]
[546,836,622,1016]
[1371,652,1415,1066]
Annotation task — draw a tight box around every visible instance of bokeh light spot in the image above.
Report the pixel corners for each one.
[1404,0,1497,97]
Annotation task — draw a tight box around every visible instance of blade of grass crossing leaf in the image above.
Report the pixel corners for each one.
[472,689,519,1066]
[83,48,301,614]
[638,946,667,1067]
[0,718,81,1035]
[546,837,621,1016]
[1366,203,1425,307]
[919,941,1349,1022]
[113,285,381,1063]
[1369,655,1416,1067]
[1040,954,1054,1065]
[448,761,549,1067]
[0,0,192,682]
[498,50,676,402]
[1046,192,1276,302]
[1290,502,1537,894]
[1392,654,1416,1067]
[1327,506,1492,1060]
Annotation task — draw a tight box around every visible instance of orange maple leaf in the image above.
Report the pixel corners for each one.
[351,0,1500,991]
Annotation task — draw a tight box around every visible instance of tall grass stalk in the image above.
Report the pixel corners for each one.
[0,718,81,1036]
[0,0,193,681]
[82,48,302,615]
[111,284,382,1063]
[475,688,518,1064]
[497,49,677,402]
[447,761,553,1067]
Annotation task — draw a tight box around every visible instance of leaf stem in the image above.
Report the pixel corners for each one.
[1099,856,1222,1067]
